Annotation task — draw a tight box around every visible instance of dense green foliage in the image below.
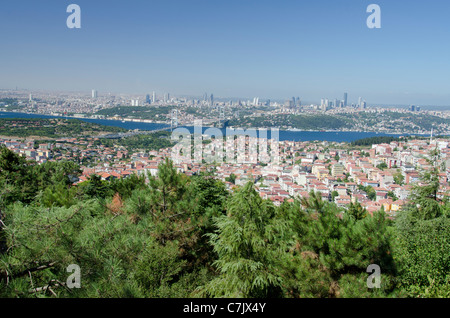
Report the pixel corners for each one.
[0,147,448,298]
[228,114,352,131]
[351,136,401,147]
[93,132,174,151]
[227,110,450,134]
[0,118,127,138]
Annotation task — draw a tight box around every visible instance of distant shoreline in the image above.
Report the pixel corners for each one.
[0,111,441,140]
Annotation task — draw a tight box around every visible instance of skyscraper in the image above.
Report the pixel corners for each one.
[343,93,348,107]
[358,97,362,108]
[210,94,214,106]
[92,90,98,99]
[152,91,156,104]
[145,94,151,104]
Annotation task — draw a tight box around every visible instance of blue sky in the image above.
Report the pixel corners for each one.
[0,0,449,105]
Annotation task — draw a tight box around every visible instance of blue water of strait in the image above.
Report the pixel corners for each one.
[0,112,417,143]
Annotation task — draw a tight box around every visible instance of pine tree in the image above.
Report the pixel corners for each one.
[203,182,290,298]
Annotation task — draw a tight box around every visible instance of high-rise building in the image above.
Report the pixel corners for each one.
[210,94,214,106]
[145,94,151,104]
[358,97,362,108]
[285,100,293,108]
[152,91,156,103]
[343,93,348,107]
[92,90,98,99]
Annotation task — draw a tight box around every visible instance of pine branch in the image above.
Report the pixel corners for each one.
[13,261,57,279]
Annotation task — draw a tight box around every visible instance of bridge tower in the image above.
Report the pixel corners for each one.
[218,106,225,127]
[170,109,178,131]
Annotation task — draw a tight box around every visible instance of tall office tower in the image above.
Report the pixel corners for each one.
[362,101,367,109]
[296,97,301,107]
[343,93,348,107]
[152,91,156,104]
[266,99,271,106]
[285,100,293,108]
[210,94,214,106]
[164,93,170,103]
[92,90,98,99]
[252,97,259,106]
[358,97,362,108]
[29,94,33,102]
[145,94,151,104]
[334,99,339,108]
[321,98,325,107]
[409,105,416,112]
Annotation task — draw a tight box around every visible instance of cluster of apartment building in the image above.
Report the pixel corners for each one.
[76,135,450,217]
[2,133,450,218]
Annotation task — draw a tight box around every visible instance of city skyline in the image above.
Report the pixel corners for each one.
[1,1,450,106]
[3,86,449,110]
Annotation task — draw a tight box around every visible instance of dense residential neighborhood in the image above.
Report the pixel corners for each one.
[2,133,449,218]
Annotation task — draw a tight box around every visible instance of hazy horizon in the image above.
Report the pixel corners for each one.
[1,0,450,106]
